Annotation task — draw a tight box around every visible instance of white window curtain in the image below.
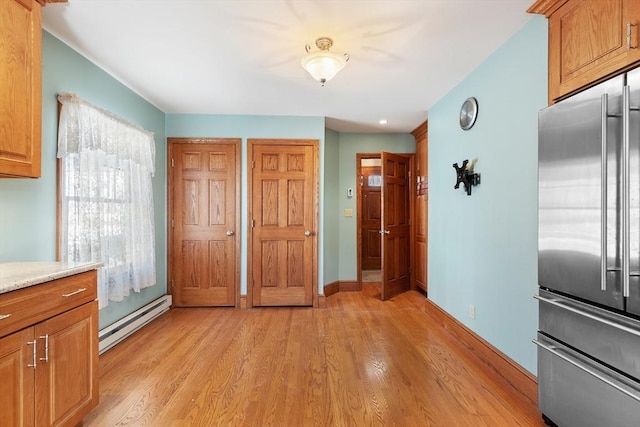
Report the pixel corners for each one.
[57,93,156,309]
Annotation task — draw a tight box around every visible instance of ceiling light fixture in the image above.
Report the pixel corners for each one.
[379,119,388,125]
[301,37,349,86]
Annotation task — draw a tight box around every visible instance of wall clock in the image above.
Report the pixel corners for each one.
[459,97,478,130]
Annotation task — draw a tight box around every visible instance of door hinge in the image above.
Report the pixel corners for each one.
[170,279,174,291]
[251,219,255,228]
[171,158,174,168]
[171,219,175,228]
[251,160,255,169]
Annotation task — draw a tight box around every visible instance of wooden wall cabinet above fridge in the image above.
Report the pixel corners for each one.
[529,0,640,103]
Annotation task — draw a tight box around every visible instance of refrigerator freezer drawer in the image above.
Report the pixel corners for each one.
[538,288,640,381]
[535,333,640,427]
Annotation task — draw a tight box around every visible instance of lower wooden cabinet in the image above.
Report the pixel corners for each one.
[0,271,98,427]
[0,328,35,426]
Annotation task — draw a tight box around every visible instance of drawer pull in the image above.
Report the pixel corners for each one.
[533,339,640,403]
[534,295,640,338]
[0,313,11,321]
[62,288,87,298]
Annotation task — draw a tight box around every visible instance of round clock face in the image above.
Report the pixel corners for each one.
[459,97,478,130]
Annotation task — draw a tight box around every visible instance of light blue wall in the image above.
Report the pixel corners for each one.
[427,16,547,374]
[337,133,416,280]
[165,114,326,293]
[0,31,167,330]
[323,128,340,285]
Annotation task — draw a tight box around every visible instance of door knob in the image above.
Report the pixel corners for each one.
[304,230,313,237]
[226,230,235,236]
[379,229,390,235]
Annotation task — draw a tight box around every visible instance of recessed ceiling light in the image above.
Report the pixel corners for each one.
[379,119,388,125]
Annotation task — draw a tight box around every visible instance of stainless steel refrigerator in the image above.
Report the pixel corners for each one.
[535,68,640,426]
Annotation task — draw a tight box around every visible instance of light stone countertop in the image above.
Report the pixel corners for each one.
[0,262,103,295]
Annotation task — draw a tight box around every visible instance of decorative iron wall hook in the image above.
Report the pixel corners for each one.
[453,159,480,196]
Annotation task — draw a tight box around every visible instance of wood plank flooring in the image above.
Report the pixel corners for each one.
[85,285,544,426]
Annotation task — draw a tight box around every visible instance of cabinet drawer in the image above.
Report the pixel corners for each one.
[0,270,97,338]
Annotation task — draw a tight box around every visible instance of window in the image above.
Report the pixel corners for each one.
[57,94,156,309]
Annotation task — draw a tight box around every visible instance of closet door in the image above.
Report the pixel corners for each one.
[248,139,318,307]
[168,138,240,307]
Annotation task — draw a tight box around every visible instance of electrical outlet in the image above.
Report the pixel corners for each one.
[469,304,476,319]
[344,209,353,217]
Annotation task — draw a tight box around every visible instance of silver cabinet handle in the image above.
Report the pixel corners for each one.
[627,22,637,50]
[600,94,609,292]
[27,340,37,368]
[534,295,640,337]
[226,230,235,236]
[39,335,49,362]
[0,314,11,321]
[62,288,87,298]
[304,230,313,237]
[533,339,640,403]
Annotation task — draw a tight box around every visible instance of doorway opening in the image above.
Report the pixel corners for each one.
[357,154,382,288]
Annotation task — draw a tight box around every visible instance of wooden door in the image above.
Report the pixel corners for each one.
[168,138,240,307]
[249,139,318,307]
[361,165,382,270]
[412,121,428,294]
[35,302,98,427]
[381,152,411,300]
[0,328,35,427]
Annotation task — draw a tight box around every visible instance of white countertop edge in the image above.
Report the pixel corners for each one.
[0,262,103,295]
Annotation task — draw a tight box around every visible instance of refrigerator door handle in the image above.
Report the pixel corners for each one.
[601,94,609,291]
[623,86,631,298]
[533,339,640,403]
[534,294,640,337]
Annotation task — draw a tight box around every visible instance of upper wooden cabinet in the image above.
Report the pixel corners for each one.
[529,0,640,102]
[0,0,43,177]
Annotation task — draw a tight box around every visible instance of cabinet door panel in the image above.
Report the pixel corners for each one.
[548,0,640,101]
[0,0,42,177]
[35,302,98,427]
[0,328,35,427]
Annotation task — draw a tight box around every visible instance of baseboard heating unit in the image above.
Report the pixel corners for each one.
[98,295,172,354]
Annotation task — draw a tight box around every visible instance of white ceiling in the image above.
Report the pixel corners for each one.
[42,0,535,133]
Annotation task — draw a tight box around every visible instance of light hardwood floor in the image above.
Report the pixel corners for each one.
[85,285,544,426]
